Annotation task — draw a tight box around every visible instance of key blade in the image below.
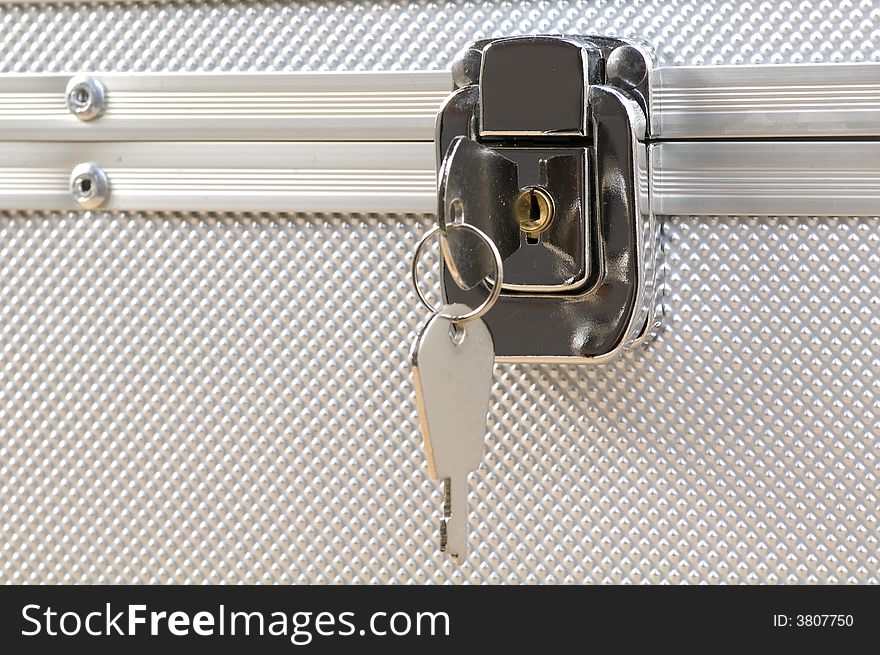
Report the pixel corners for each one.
[443,476,469,563]
[412,304,495,561]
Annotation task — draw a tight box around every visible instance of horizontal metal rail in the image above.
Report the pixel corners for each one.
[0,65,878,214]
[1,62,879,141]
[651,142,880,215]
[1,140,878,215]
[0,71,450,142]
[650,63,880,139]
[0,142,436,213]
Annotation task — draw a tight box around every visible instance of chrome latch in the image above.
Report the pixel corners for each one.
[435,35,659,362]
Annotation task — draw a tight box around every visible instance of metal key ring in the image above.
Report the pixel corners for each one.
[411,223,503,323]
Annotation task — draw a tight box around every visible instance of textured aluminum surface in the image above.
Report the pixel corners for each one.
[1,1,879,584]
[2,0,880,72]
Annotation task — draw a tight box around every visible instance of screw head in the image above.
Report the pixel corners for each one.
[66,75,107,121]
[451,48,483,88]
[69,163,109,209]
[605,45,648,90]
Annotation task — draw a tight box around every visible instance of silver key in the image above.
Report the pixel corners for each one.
[412,303,494,562]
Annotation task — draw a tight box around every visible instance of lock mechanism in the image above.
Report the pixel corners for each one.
[436,35,660,362]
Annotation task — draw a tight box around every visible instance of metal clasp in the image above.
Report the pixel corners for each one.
[435,35,659,362]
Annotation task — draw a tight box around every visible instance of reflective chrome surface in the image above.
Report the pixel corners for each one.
[436,136,519,289]
[478,36,594,138]
[436,35,657,360]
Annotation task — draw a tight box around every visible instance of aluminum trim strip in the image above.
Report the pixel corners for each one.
[652,63,880,138]
[0,71,450,141]
[2,63,880,142]
[4,140,879,216]
[652,141,880,216]
[0,141,436,213]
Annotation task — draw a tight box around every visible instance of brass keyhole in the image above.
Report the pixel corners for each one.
[514,186,554,238]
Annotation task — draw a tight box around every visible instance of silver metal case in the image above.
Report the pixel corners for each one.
[0,1,877,585]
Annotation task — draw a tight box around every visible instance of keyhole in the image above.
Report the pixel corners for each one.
[527,190,540,220]
[513,186,554,242]
[526,193,541,244]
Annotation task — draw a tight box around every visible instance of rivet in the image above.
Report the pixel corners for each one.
[69,163,109,209]
[66,75,107,121]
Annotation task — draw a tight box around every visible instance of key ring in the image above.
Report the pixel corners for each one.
[411,223,503,323]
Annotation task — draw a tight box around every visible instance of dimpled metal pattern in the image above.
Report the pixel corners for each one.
[1,0,880,72]
[0,1,879,584]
